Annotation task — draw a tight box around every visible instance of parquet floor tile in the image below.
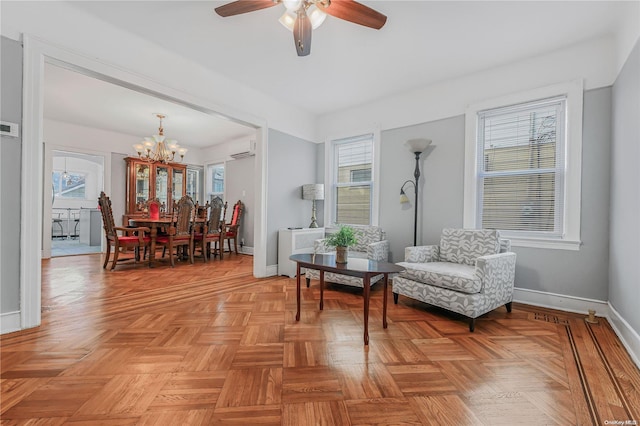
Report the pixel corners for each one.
[1,254,638,425]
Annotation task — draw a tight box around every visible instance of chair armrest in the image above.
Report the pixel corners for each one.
[313,238,332,254]
[475,252,517,293]
[115,226,149,244]
[367,240,389,262]
[115,226,149,234]
[404,245,439,263]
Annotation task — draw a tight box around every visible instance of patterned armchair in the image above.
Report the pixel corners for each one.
[393,228,516,331]
[305,225,389,289]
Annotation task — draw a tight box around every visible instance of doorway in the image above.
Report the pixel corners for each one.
[49,150,104,257]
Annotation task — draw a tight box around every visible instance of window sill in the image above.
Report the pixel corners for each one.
[508,236,582,251]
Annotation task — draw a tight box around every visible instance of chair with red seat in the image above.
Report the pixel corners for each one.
[194,197,224,262]
[221,200,243,255]
[155,195,195,267]
[98,191,151,270]
[146,198,161,220]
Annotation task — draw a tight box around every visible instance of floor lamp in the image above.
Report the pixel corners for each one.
[400,138,432,246]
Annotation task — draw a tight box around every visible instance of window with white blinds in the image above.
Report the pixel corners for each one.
[476,97,566,237]
[332,134,374,225]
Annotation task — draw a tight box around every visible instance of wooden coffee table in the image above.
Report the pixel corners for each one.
[290,253,405,345]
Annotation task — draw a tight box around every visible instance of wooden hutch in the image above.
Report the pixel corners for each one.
[124,157,187,224]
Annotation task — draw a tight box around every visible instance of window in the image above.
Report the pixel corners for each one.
[52,170,86,199]
[206,163,225,201]
[477,97,565,235]
[464,80,583,250]
[186,166,203,203]
[332,134,374,225]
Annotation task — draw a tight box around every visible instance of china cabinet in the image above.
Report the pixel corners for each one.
[124,157,187,223]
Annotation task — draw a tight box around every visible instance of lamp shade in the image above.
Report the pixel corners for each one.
[405,138,432,153]
[302,184,324,201]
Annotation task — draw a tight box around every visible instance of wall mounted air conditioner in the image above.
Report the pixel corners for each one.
[230,139,256,160]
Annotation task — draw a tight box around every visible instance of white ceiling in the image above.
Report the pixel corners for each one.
[45,1,637,147]
[44,63,258,148]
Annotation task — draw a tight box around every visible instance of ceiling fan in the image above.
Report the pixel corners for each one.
[214,0,387,56]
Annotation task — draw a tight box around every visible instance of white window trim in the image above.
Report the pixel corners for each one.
[324,126,381,227]
[205,161,226,201]
[463,80,583,250]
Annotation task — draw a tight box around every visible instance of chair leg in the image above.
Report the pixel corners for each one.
[189,242,194,264]
[469,318,475,332]
[111,245,120,270]
[234,236,239,254]
[393,293,399,304]
[305,277,310,288]
[506,302,512,313]
[169,242,175,268]
[103,241,111,269]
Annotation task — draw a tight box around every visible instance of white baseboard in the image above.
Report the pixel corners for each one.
[265,264,278,277]
[607,303,640,369]
[240,246,254,255]
[1,311,21,334]
[513,287,608,316]
[514,287,639,369]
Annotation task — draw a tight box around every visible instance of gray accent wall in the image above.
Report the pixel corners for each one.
[379,88,611,301]
[1,36,23,314]
[610,39,640,334]
[226,156,255,249]
[266,129,318,267]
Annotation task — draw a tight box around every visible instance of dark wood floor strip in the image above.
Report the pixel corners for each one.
[586,322,637,421]
[564,324,600,425]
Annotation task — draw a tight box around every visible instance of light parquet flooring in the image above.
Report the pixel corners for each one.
[1,254,639,425]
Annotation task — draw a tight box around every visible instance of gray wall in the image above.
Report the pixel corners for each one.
[379,88,612,301]
[1,36,23,314]
[267,129,318,267]
[225,156,255,249]
[610,39,640,334]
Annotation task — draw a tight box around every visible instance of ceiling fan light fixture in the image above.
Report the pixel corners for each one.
[279,10,296,31]
[307,4,326,29]
[283,0,302,11]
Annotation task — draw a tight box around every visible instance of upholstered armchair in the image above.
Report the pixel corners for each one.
[393,228,516,331]
[305,225,389,289]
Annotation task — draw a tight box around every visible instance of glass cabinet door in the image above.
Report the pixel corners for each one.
[156,166,169,209]
[173,168,184,202]
[135,163,150,213]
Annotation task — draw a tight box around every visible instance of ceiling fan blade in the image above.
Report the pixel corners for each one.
[318,0,387,30]
[293,10,312,56]
[214,0,279,17]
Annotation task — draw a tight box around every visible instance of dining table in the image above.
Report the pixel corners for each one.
[128,216,204,267]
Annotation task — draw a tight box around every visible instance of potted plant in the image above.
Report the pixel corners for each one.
[325,225,358,263]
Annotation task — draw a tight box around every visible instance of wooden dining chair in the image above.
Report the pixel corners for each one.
[155,195,195,267]
[146,198,162,220]
[98,191,151,270]
[194,197,224,262]
[221,200,243,255]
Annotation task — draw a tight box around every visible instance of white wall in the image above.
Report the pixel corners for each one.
[317,36,620,140]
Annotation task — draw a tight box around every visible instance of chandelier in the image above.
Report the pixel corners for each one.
[133,113,187,163]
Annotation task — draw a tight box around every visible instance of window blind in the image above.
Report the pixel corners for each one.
[477,97,566,236]
[333,134,373,225]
